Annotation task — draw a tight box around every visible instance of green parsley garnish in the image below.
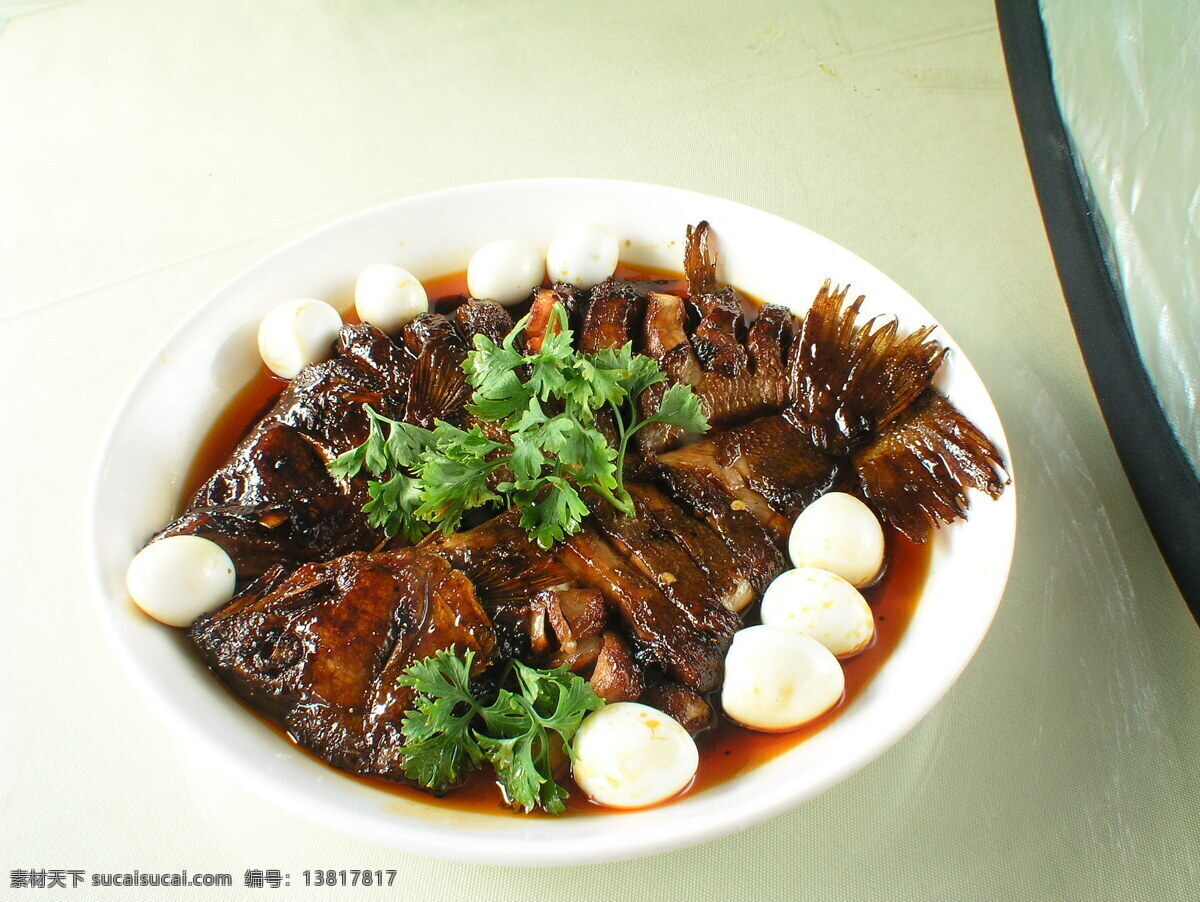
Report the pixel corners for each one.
[329,304,709,547]
[398,647,604,813]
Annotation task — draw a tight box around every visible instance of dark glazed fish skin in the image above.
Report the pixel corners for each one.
[690,290,747,375]
[658,433,795,542]
[169,422,380,575]
[156,497,376,580]
[427,512,575,609]
[163,317,490,577]
[625,482,757,613]
[431,502,743,695]
[641,677,714,735]
[709,415,839,526]
[402,313,472,427]
[335,323,414,387]
[638,289,794,454]
[744,304,793,409]
[190,549,495,781]
[557,526,730,693]
[651,462,786,591]
[787,280,947,457]
[192,323,412,505]
[587,490,742,641]
[854,389,1008,542]
[256,360,400,463]
[192,422,343,511]
[163,325,414,575]
[451,299,515,347]
[683,221,721,296]
[401,312,458,354]
[423,512,577,657]
[652,415,840,542]
[683,221,755,376]
[579,278,645,353]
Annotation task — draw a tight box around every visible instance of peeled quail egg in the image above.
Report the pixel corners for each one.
[760,567,875,658]
[467,239,545,305]
[126,535,236,627]
[788,492,885,588]
[257,298,343,379]
[354,263,428,332]
[546,224,619,289]
[721,626,845,732]
[571,702,699,809]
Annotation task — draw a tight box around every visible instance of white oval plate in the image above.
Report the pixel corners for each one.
[88,178,1016,865]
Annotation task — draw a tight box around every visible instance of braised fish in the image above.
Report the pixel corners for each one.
[160,220,1008,791]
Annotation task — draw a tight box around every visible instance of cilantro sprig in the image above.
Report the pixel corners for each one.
[329,304,709,547]
[398,647,604,813]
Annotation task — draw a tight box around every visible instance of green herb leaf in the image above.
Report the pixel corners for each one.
[330,406,386,479]
[328,298,709,548]
[363,470,426,542]
[508,435,547,485]
[517,476,590,549]
[558,425,618,491]
[511,660,603,754]
[328,442,369,480]
[397,649,604,813]
[621,352,668,401]
[646,381,710,434]
[383,417,436,470]
[474,692,558,813]
[561,357,627,416]
[416,456,503,534]
[397,648,485,793]
[518,411,577,456]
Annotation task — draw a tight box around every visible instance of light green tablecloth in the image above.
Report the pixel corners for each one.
[2,1,1196,899]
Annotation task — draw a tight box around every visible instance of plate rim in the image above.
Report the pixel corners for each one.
[87,176,1017,865]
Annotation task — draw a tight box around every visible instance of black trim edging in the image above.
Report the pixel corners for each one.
[996,0,1200,620]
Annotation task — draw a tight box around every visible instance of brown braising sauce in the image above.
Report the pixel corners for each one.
[184,264,932,816]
